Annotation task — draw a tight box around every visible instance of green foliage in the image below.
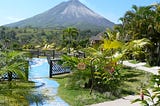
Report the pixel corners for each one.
[93,64,123,95]
[61,30,124,95]
[62,27,79,53]
[123,38,152,61]
[0,26,95,51]
[132,71,160,106]
[61,55,91,89]
[61,55,79,70]
[115,3,160,66]
[0,50,29,81]
[0,26,64,50]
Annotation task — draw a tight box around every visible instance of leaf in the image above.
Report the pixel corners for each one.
[151,93,157,100]
[94,76,101,79]
[94,71,101,75]
[103,39,111,49]
[143,89,151,97]
[103,39,123,50]
[141,100,149,105]
[131,98,142,103]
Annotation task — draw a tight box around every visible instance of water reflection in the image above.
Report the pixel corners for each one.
[29,58,69,106]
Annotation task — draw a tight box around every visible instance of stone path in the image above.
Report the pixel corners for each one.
[123,61,160,75]
[90,95,140,106]
[90,61,160,106]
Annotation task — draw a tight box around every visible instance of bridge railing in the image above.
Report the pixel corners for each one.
[48,51,86,78]
[49,58,70,78]
[0,73,20,81]
[29,49,55,58]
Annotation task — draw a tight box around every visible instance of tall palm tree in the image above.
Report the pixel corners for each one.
[63,27,79,53]
[117,4,160,65]
[0,50,29,81]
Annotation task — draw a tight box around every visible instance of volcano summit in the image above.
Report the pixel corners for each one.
[6,0,114,30]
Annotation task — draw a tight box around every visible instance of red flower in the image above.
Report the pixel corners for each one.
[140,89,144,100]
[109,67,115,74]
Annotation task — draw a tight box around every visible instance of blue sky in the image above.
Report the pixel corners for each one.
[0,0,158,26]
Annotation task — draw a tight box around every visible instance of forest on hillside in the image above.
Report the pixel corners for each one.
[0,26,101,51]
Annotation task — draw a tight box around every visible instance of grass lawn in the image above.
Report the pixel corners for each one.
[129,60,139,64]
[121,66,153,95]
[0,80,35,106]
[144,63,152,67]
[54,74,115,106]
[53,66,153,106]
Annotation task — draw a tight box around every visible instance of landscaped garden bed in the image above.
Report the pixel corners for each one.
[53,66,153,106]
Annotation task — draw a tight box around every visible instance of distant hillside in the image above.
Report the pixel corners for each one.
[6,0,115,30]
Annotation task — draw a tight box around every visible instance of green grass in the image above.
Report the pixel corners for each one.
[0,80,35,106]
[53,67,153,106]
[129,60,139,64]
[53,74,116,106]
[120,66,153,95]
[144,63,152,67]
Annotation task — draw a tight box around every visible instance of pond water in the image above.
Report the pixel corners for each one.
[29,58,69,106]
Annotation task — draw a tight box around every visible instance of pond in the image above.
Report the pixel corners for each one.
[29,58,69,106]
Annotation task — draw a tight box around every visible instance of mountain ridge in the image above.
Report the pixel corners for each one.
[6,0,114,30]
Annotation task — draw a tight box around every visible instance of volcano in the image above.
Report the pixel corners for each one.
[6,0,114,30]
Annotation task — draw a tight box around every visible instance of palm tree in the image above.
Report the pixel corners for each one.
[117,4,160,65]
[63,27,79,53]
[0,50,29,81]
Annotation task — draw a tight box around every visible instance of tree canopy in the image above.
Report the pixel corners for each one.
[114,3,160,65]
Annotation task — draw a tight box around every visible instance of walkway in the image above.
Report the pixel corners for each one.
[123,61,160,75]
[90,61,160,106]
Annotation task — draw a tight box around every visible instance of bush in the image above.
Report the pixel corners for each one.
[61,54,124,96]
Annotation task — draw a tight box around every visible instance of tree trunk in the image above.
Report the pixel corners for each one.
[156,43,160,66]
[8,72,12,81]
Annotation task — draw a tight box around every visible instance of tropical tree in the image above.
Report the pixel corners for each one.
[62,27,79,53]
[116,3,160,65]
[61,29,124,95]
[0,50,29,81]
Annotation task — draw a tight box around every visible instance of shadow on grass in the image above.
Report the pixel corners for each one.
[127,79,139,82]
[120,66,153,96]
[121,89,135,95]
[122,71,143,79]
